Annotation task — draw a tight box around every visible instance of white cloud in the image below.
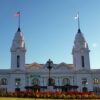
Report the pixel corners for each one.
[92,43,99,48]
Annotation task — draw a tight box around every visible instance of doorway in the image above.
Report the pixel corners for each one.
[82,87,88,92]
[15,88,20,92]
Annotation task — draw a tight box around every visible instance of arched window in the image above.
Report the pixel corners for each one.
[17,55,20,68]
[93,78,99,84]
[82,78,88,85]
[63,78,70,85]
[93,87,100,93]
[31,78,40,86]
[81,56,85,67]
[15,79,21,86]
[1,78,7,85]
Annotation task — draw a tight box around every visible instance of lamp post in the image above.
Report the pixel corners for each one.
[46,59,53,86]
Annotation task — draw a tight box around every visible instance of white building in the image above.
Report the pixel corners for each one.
[0,27,100,93]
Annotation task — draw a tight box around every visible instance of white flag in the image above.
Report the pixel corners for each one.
[75,13,79,19]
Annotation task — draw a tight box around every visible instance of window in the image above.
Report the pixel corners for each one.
[0,88,7,92]
[81,56,85,67]
[93,87,100,92]
[63,78,70,85]
[1,78,7,85]
[31,78,39,86]
[82,78,88,85]
[15,79,20,86]
[93,78,99,84]
[17,55,20,68]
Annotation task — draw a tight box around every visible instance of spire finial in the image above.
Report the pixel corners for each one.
[78,28,81,33]
[17,27,21,32]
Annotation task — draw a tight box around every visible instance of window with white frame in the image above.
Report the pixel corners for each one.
[82,78,88,85]
[15,79,21,86]
[1,78,7,85]
[93,78,99,84]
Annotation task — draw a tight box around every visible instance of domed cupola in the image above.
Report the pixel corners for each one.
[11,27,25,51]
[14,28,24,41]
[74,29,86,43]
[73,29,88,51]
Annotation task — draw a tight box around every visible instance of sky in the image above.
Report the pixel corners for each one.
[0,0,100,69]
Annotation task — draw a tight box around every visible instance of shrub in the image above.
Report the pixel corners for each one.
[0,91,99,99]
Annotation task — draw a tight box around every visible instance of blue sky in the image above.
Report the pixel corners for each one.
[0,0,100,69]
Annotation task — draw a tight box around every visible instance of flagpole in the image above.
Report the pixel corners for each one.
[18,11,20,28]
[78,12,80,29]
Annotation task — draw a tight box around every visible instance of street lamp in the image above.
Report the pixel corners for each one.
[46,59,53,86]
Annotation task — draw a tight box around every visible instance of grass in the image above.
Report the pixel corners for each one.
[0,98,67,100]
[0,98,99,100]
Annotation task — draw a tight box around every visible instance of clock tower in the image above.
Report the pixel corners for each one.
[10,28,26,70]
[72,29,90,70]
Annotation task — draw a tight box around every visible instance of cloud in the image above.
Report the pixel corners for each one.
[92,43,99,48]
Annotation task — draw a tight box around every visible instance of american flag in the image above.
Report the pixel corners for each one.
[75,13,79,19]
[14,12,20,18]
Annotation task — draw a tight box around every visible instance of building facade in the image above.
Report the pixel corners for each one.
[0,27,100,93]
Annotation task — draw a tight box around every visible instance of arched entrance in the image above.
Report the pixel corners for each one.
[62,78,70,92]
[63,78,70,85]
[48,78,55,86]
[31,78,40,92]
[82,87,88,92]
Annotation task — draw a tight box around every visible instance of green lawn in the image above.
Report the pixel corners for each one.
[0,98,66,100]
[0,98,99,100]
